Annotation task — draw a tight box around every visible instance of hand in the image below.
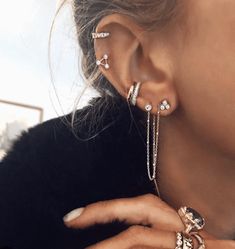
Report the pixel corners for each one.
[63,194,235,249]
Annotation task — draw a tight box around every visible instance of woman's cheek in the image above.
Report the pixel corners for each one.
[174,40,235,159]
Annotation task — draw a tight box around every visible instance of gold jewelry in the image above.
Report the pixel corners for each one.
[175,232,183,249]
[96,54,110,69]
[127,82,142,106]
[127,85,134,103]
[144,99,171,198]
[178,207,205,234]
[191,233,206,249]
[145,103,161,198]
[160,99,171,110]
[92,32,110,39]
[175,232,194,249]
[182,233,194,249]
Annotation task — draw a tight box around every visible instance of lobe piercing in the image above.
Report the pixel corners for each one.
[159,99,171,111]
[96,54,110,70]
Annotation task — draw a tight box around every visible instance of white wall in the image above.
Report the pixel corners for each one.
[0,0,96,122]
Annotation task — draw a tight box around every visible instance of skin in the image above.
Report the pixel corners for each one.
[64,0,235,247]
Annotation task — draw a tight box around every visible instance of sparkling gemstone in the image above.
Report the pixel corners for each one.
[103,54,108,59]
[105,64,110,69]
[165,104,170,110]
[160,105,165,111]
[145,105,152,111]
[96,60,101,65]
[186,207,205,228]
[162,100,168,106]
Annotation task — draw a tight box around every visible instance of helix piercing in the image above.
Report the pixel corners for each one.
[92,32,110,39]
[96,54,110,70]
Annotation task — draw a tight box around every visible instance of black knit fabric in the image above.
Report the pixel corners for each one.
[0,96,157,249]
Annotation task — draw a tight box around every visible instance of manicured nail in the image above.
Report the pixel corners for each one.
[63,207,84,222]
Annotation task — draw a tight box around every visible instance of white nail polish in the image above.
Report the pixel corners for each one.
[63,207,84,222]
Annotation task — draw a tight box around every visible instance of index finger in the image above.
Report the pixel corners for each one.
[63,193,184,232]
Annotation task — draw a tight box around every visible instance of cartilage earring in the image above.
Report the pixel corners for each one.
[127,82,142,106]
[92,32,110,39]
[96,54,110,69]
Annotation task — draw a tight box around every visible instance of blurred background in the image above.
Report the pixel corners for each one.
[0,0,96,159]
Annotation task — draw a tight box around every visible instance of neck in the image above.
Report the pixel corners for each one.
[157,112,235,240]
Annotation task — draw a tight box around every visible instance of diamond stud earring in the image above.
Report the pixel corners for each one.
[96,54,110,70]
[159,99,171,111]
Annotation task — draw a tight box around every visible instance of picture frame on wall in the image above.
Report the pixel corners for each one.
[0,99,43,161]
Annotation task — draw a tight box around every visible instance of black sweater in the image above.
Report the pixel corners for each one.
[0,96,158,249]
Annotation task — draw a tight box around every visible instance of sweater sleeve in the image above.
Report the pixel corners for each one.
[0,121,78,249]
[0,111,131,249]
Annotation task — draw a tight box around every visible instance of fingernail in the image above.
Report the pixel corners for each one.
[63,207,84,222]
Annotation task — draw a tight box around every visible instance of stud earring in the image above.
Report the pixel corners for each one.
[96,54,110,69]
[159,99,171,111]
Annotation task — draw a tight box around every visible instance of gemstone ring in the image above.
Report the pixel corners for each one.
[178,206,205,234]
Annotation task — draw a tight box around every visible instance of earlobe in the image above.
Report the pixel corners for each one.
[127,81,178,117]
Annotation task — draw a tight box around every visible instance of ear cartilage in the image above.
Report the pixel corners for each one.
[96,54,110,70]
[92,32,110,39]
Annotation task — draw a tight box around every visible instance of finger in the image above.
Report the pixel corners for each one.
[64,194,184,232]
[85,225,176,249]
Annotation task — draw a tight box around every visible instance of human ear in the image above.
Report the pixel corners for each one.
[93,13,178,116]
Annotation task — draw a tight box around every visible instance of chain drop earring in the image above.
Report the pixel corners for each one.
[145,99,171,198]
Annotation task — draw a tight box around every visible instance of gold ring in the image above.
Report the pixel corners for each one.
[178,206,205,234]
[191,233,206,249]
[175,232,194,249]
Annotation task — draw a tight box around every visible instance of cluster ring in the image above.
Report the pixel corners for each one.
[176,206,206,249]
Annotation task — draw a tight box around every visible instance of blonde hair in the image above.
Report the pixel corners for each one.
[51,0,179,140]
